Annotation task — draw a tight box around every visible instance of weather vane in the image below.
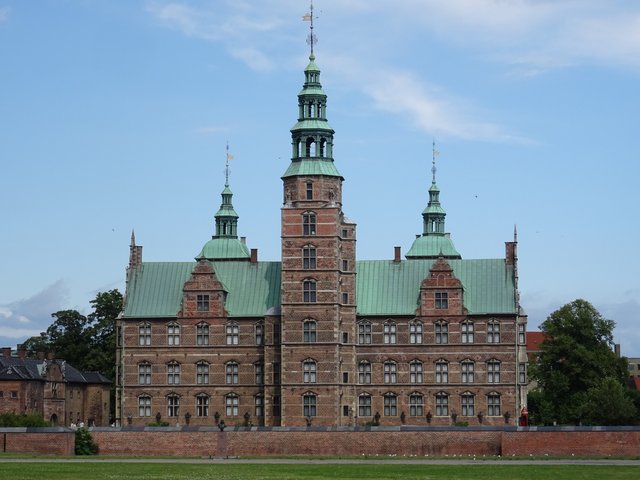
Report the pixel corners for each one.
[432,139,440,183]
[302,1,317,56]
[225,142,234,186]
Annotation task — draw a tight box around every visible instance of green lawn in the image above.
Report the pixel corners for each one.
[0,463,638,480]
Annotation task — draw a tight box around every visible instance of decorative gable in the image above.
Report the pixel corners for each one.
[418,256,466,316]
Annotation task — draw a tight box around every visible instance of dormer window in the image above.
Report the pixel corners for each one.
[196,295,209,312]
[435,292,448,309]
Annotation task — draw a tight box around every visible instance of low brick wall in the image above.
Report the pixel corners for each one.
[502,428,640,457]
[1,428,75,455]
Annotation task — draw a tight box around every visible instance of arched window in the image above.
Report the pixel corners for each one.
[196,322,209,346]
[383,320,397,344]
[435,320,448,344]
[303,319,317,342]
[167,361,180,385]
[461,360,475,383]
[303,279,317,303]
[167,394,180,417]
[303,212,316,235]
[226,393,239,416]
[138,395,151,417]
[409,393,424,416]
[303,359,317,383]
[167,322,180,346]
[358,361,371,384]
[138,322,151,346]
[435,359,448,383]
[303,245,316,269]
[138,362,151,385]
[196,361,209,384]
[226,362,239,384]
[409,319,423,344]
[410,360,423,384]
[461,320,474,344]
[383,392,397,416]
[461,392,475,417]
[358,393,372,416]
[226,323,239,345]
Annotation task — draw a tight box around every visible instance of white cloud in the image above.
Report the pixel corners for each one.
[0,6,9,24]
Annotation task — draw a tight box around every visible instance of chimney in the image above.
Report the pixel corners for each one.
[250,248,258,264]
[17,346,26,359]
[394,246,401,263]
[614,343,621,358]
[505,241,516,266]
[37,351,45,360]
[47,351,55,360]
[2,347,11,358]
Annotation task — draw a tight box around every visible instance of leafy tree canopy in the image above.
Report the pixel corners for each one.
[529,299,634,425]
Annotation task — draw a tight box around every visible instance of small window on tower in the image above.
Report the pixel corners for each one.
[306,182,313,200]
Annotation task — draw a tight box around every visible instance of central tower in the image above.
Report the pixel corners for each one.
[279,9,357,426]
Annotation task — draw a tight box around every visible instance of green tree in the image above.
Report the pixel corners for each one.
[530,299,631,425]
[84,289,123,381]
[581,377,637,425]
[45,309,92,369]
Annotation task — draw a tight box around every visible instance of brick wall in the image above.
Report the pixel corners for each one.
[1,429,74,455]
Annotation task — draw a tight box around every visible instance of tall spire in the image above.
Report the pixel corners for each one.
[283,2,341,179]
[406,142,461,259]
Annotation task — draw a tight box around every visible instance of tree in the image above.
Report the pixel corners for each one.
[581,377,637,425]
[529,299,632,425]
[45,309,92,369]
[84,289,123,381]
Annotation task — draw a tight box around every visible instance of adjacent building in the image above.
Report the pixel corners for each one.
[116,47,527,427]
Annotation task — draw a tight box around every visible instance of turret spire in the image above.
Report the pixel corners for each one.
[303,1,317,58]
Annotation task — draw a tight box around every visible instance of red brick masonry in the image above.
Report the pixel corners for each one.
[3,427,639,457]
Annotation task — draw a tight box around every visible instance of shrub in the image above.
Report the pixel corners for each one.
[75,427,99,455]
[0,412,49,427]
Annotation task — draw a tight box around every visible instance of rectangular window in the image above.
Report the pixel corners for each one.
[303,320,317,343]
[196,363,209,384]
[518,324,526,345]
[384,394,397,416]
[1,391,5,398]
[410,321,423,344]
[435,362,448,383]
[435,292,449,309]
[226,395,239,416]
[167,323,180,346]
[487,361,501,383]
[273,363,281,385]
[138,396,151,417]
[461,395,475,416]
[303,361,317,383]
[196,323,209,346]
[255,323,264,345]
[358,395,372,417]
[226,324,239,345]
[274,324,281,344]
[255,363,264,385]
[303,394,317,417]
[342,332,348,343]
[435,394,448,416]
[196,395,209,417]
[461,321,474,343]
[226,363,239,384]
[488,394,501,416]
[461,362,474,383]
[384,362,397,384]
[342,292,349,304]
[306,181,313,200]
[410,361,423,383]
[11,391,18,399]
[383,323,397,344]
[303,246,316,269]
[342,260,348,271]
[342,229,348,238]
[303,213,316,235]
[273,396,281,417]
[138,324,151,346]
[435,322,448,344]
[196,294,210,312]
[409,394,423,416]
[343,405,349,417]
[167,363,180,385]
[358,362,371,384]
[342,372,348,383]
[255,396,264,417]
[303,280,317,303]
[519,363,527,384]
[487,322,501,343]
[358,323,372,344]
[167,396,180,417]
[138,363,151,385]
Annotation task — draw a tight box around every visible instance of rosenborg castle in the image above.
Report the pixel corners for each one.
[115,46,528,428]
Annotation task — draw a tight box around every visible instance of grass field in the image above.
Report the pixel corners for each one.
[0,462,638,480]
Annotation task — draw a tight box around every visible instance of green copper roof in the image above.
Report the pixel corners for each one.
[123,257,514,319]
[406,234,461,259]
[356,259,516,316]
[291,119,334,132]
[282,159,342,178]
[298,86,325,96]
[198,238,250,260]
[123,261,281,318]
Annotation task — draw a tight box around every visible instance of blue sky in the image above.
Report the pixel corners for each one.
[1,1,639,355]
